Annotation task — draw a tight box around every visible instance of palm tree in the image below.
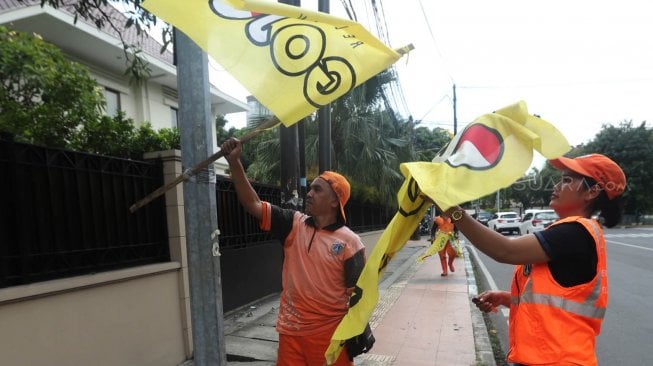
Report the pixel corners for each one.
[242,70,433,207]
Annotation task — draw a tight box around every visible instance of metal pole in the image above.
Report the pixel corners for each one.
[453,84,458,135]
[279,0,301,210]
[175,28,226,365]
[496,190,500,212]
[318,0,332,173]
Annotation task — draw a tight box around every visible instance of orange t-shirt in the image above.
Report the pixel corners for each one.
[260,202,366,336]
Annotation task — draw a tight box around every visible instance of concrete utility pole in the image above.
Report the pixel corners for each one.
[279,0,301,210]
[175,29,227,365]
[452,84,458,135]
[318,0,332,173]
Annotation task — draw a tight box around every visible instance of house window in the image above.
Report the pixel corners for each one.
[103,88,121,117]
[170,107,178,128]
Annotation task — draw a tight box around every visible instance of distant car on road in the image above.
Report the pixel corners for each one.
[520,209,559,235]
[488,211,520,235]
[473,211,493,226]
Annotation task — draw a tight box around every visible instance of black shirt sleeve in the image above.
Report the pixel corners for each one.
[269,204,296,243]
[533,222,598,287]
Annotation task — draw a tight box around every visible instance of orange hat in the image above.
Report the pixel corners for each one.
[549,154,626,200]
[318,171,351,222]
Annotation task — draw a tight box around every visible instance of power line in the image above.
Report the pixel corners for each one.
[417,0,454,84]
[417,93,451,122]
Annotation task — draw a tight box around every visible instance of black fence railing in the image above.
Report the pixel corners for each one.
[215,175,393,251]
[0,139,169,288]
[0,138,393,291]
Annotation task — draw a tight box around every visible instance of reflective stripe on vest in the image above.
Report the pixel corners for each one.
[512,218,606,319]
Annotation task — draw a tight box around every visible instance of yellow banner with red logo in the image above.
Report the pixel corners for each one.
[142,0,407,125]
[326,101,570,364]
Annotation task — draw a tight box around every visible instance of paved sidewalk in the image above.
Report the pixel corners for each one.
[219,233,495,366]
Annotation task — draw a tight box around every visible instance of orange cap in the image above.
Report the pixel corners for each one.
[318,171,351,222]
[549,154,626,200]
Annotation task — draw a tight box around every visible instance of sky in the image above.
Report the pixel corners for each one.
[211,0,653,166]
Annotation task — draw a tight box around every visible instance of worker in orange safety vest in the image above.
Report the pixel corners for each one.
[443,154,625,365]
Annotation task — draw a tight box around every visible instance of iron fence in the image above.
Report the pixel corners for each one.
[215,175,392,252]
[0,138,169,288]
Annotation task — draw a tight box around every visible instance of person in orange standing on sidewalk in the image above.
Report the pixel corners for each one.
[445,154,625,366]
[431,214,457,276]
[418,213,463,276]
[220,137,374,366]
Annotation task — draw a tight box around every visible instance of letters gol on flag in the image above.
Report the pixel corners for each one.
[326,101,570,364]
[142,0,407,125]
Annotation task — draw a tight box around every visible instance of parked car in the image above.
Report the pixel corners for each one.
[473,211,493,226]
[487,211,520,234]
[519,210,559,235]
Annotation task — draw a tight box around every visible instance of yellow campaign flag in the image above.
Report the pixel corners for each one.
[142,0,408,125]
[402,100,571,211]
[325,100,570,364]
[416,231,454,262]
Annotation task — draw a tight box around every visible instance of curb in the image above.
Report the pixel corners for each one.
[463,243,497,366]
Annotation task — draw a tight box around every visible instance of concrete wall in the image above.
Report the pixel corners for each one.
[0,150,193,366]
[0,264,186,366]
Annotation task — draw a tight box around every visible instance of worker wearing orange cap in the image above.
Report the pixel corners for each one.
[447,153,625,365]
[220,137,373,366]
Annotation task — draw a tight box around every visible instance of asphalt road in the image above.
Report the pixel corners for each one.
[467,226,653,365]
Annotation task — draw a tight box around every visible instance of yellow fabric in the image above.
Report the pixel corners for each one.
[142,0,403,126]
[326,101,570,364]
[325,175,430,364]
[416,231,453,262]
[402,101,571,211]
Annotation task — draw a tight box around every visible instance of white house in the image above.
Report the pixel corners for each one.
[0,0,247,171]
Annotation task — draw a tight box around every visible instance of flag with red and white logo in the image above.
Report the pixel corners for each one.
[402,100,570,211]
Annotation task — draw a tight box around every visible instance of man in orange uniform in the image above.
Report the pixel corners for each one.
[221,137,372,365]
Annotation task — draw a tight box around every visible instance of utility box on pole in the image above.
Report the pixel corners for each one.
[175,29,227,365]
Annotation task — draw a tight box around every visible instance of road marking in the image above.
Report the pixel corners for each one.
[468,245,500,291]
[606,239,653,252]
[468,246,511,323]
[604,233,653,238]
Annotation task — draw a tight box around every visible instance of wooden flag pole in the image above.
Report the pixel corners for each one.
[129,44,414,214]
[129,116,280,213]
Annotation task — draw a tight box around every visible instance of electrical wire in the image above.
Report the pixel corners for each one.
[417,0,454,84]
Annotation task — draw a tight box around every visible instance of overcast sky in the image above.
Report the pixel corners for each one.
[214,0,652,158]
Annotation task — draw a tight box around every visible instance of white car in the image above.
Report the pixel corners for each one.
[519,210,559,235]
[487,211,521,234]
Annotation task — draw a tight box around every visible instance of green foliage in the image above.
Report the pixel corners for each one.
[0,26,178,159]
[71,112,180,159]
[577,120,653,214]
[215,115,238,145]
[501,120,653,215]
[0,25,104,147]
[130,122,180,159]
[238,71,421,206]
[71,112,136,157]
[413,125,451,161]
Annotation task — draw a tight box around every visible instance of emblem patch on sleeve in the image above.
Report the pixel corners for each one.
[331,242,345,255]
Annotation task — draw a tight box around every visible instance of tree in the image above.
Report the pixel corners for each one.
[0,25,104,147]
[577,121,653,215]
[215,115,237,145]
[412,125,451,162]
